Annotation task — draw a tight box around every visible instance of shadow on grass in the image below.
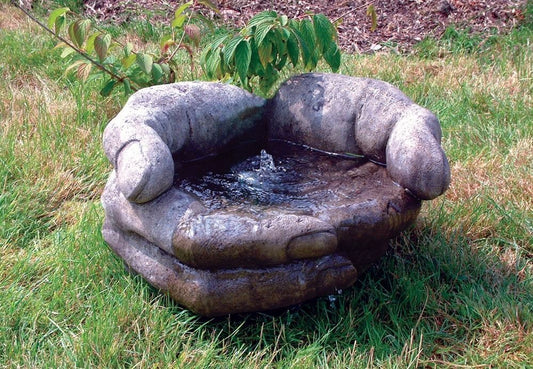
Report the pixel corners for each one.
[119,215,531,365]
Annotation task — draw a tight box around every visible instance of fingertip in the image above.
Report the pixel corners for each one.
[386,113,451,200]
[287,231,338,260]
[116,140,174,203]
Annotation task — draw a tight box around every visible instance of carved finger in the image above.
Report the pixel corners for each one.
[103,221,357,317]
[268,73,450,199]
[102,178,339,269]
[386,106,451,200]
[172,208,338,269]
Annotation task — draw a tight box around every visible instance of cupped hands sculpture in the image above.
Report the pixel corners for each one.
[102,73,450,317]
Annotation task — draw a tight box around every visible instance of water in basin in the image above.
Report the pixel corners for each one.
[174,140,375,212]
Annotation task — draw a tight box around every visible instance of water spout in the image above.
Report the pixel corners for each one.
[259,149,276,173]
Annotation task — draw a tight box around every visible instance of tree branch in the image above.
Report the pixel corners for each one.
[11,0,139,92]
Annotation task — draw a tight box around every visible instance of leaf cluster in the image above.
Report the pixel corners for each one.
[201,11,341,93]
[43,3,342,97]
[49,0,217,96]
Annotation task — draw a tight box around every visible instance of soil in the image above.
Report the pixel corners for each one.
[83,0,528,53]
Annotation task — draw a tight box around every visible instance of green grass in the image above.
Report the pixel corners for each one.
[1,2,532,367]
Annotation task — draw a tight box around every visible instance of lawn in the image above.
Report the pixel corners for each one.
[1,0,532,367]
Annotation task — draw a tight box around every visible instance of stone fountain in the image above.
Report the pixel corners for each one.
[101,73,450,317]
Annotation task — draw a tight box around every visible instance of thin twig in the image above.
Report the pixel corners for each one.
[11,0,138,92]
[167,11,196,78]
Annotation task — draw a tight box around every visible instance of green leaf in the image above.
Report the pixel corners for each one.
[286,32,299,67]
[257,41,273,68]
[172,14,187,29]
[205,33,230,55]
[255,22,274,47]
[281,27,291,41]
[205,49,223,79]
[160,63,171,81]
[54,15,66,34]
[60,46,76,58]
[175,2,192,17]
[300,19,316,48]
[123,79,132,95]
[222,35,244,65]
[48,7,69,31]
[161,63,170,74]
[122,53,136,68]
[248,11,277,28]
[323,43,341,72]
[77,19,92,46]
[68,19,91,48]
[313,14,335,54]
[201,33,231,79]
[85,32,100,54]
[172,1,192,28]
[200,47,213,76]
[136,53,153,74]
[234,40,251,84]
[249,46,265,76]
[272,28,287,59]
[124,42,133,56]
[300,19,318,70]
[258,63,279,93]
[68,22,77,47]
[367,4,378,32]
[290,22,314,70]
[95,33,111,62]
[100,79,117,97]
[151,63,163,83]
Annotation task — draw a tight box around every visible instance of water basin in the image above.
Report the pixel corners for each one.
[175,140,367,212]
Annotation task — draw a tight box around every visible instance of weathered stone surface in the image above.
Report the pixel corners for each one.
[101,74,450,316]
[102,159,418,316]
[268,73,451,200]
[103,219,358,316]
[103,82,266,203]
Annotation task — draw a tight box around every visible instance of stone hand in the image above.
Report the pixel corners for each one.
[268,73,451,200]
[102,172,358,316]
[103,82,266,203]
[102,82,358,316]
[102,75,449,316]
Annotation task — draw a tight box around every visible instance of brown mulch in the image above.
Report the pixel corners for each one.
[84,0,528,53]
